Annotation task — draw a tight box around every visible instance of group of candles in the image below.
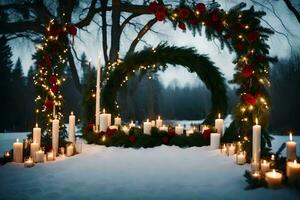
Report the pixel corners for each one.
[12,111,78,167]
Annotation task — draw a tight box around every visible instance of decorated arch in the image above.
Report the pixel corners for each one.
[102,2,276,152]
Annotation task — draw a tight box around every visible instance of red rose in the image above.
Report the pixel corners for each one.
[190,18,198,26]
[215,21,223,32]
[168,128,176,137]
[195,3,206,14]
[44,99,54,110]
[211,9,220,22]
[155,5,166,21]
[162,136,169,144]
[87,122,94,131]
[247,31,258,43]
[49,75,57,85]
[179,8,190,19]
[203,128,212,140]
[148,1,159,13]
[51,85,59,94]
[178,22,186,30]
[241,65,254,78]
[243,93,256,105]
[107,127,117,136]
[67,25,77,36]
[129,135,136,143]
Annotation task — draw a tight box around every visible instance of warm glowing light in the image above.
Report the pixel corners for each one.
[103,109,106,114]
[218,113,221,119]
[289,132,293,141]
[102,135,106,142]
[255,118,258,125]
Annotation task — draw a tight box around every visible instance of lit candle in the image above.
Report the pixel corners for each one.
[100,109,111,132]
[215,113,224,135]
[236,151,246,165]
[33,123,41,147]
[228,144,236,155]
[114,116,121,126]
[13,138,23,163]
[286,132,297,161]
[4,151,10,159]
[129,121,135,129]
[47,150,55,161]
[35,149,44,163]
[143,119,152,135]
[252,171,261,179]
[156,116,163,128]
[69,112,76,144]
[52,116,60,156]
[159,125,168,132]
[261,160,270,174]
[286,160,300,182]
[66,143,74,157]
[175,124,184,135]
[122,126,129,135]
[24,157,34,168]
[210,133,221,149]
[220,144,227,154]
[151,120,156,127]
[265,169,282,188]
[186,128,194,136]
[252,118,261,163]
[95,58,101,132]
[30,142,39,162]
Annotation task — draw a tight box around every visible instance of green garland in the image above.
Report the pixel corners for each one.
[102,44,227,124]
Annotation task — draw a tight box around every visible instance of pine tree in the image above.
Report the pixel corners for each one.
[0,36,13,132]
[11,58,26,131]
[24,66,36,129]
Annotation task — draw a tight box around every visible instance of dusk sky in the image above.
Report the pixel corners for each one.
[9,0,300,87]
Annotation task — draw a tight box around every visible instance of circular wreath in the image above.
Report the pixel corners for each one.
[102,44,227,124]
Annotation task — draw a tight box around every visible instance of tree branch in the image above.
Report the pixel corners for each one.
[120,4,152,15]
[128,18,157,54]
[282,0,300,24]
[0,21,44,34]
[67,45,82,91]
[101,0,109,65]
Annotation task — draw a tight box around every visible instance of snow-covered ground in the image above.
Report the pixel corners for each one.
[0,132,299,199]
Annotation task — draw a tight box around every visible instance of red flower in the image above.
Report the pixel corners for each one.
[235,42,244,51]
[179,7,190,19]
[148,1,159,13]
[129,135,136,143]
[168,128,176,137]
[211,9,220,22]
[44,99,54,110]
[107,127,117,136]
[155,5,166,21]
[203,128,212,140]
[49,75,57,85]
[51,85,59,94]
[190,18,198,26]
[195,3,206,14]
[243,93,257,105]
[247,31,258,43]
[87,122,94,131]
[178,22,186,30]
[43,55,52,68]
[241,65,254,78]
[49,25,61,37]
[162,136,169,144]
[67,25,77,36]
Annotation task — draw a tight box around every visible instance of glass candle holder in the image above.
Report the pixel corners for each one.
[220,144,227,154]
[236,151,246,165]
[227,143,236,156]
[24,157,34,168]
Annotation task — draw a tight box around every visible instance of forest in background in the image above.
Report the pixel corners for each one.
[0,35,299,134]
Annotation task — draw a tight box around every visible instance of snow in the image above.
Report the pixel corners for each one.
[0,132,300,199]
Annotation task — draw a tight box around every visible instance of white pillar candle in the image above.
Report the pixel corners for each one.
[210,133,221,149]
[261,160,270,174]
[69,112,76,144]
[265,169,282,188]
[52,116,60,156]
[114,116,121,126]
[236,151,246,165]
[252,118,261,163]
[66,144,74,157]
[175,124,184,135]
[159,125,168,132]
[286,133,297,161]
[35,149,44,163]
[33,123,41,147]
[228,144,236,155]
[156,116,163,128]
[122,126,130,135]
[95,59,101,132]
[24,157,34,168]
[143,119,152,135]
[13,138,23,163]
[100,109,111,132]
[47,150,55,161]
[30,142,39,162]
[287,160,300,182]
[151,120,156,127]
[215,113,224,135]
[129,121,135,129]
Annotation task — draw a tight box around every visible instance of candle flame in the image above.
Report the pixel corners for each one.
[263,160,267,164]
[158,116,160,120]
[218,113,221,119]
[147,119,149,122]
[35,123,38,128]
[294,160,297,165]
[71,111,74,115]
[16,138,19,143]
[289,132,293,141]
[103,109,106,114]
[271,154,275,161]
[102,135,106,142]
[255,118,258,125]
[272,169,276,173]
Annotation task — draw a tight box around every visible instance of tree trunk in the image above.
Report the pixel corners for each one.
[109,0,121,63]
